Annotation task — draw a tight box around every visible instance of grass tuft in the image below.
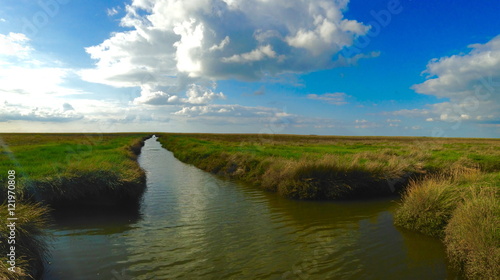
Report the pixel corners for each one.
[444,188,500,279]
[0,203,50,280]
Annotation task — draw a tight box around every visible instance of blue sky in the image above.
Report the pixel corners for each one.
[0,0,499,137]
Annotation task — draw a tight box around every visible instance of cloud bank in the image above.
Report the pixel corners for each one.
[394,35,500,128]
[81,0,372,105]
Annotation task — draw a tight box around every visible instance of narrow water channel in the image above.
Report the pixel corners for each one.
[42,136,461,279]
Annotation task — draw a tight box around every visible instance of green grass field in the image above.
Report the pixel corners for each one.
[158,133,500,279]
[0,133,150,279]
[157,133,500,198]
[0,132,498,279]
[0,133,150,204]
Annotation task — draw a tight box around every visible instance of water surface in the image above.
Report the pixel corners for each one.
[43,137,461,279]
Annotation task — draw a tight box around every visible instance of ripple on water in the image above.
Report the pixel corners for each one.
[43,137,460,280]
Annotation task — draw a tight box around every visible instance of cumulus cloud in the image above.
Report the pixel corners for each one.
[133,84,225,105]
[174,104,276,118]
[307,92,349,105]
[0,101,83,122]
[171,103,342,130]
[171,104,296,129]
[222,45,281,63]
[81,0,372,102]
[395,35,500,126]
[0,32,32,58]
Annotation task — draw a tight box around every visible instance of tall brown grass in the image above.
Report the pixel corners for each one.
[395,166,499,279]
[0,203,50,280]
[394,166,481,237]
[444,188,500,279]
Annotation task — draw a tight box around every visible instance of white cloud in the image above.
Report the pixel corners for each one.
[0,33,86,99]
[386,119,401,127]
[0,32,32,57]
[286,16,368,56]
[354,119,380,129]
[107,7,120,16]
[172,104,298,128]
[184,84,225,104]
[133,84,225,105]
[394,35,500,126]
[222,45,280,63]
[209,36,230,52]
[0,18,6,23]
[307,92,349,105]
[81,0,373,101]
[171,103,342,130]
[0,66,77,96]
[0,32,95,123]
[0,101,83,122]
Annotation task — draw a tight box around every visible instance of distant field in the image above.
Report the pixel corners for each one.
[161,133,500,169]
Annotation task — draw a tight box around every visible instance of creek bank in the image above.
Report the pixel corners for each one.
[0,134,152,279]
[158,134,420,200]
[157,133,499,279]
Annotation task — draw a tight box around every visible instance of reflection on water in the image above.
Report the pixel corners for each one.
[42,137,461,279]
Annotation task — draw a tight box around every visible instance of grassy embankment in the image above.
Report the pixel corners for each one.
[0,133,150,279]
[158,133,499,279]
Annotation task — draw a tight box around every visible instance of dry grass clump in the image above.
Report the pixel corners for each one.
[394,174,462,237]
[269,154,409,199]
[395,166,499,279]
[444,188,500,280]
[394,166,481,237]
[0,203,50,280]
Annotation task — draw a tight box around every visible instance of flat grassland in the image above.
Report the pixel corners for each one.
[158,133,500,198]
[0,133,150,279]
[0,133,498,279]
[158,133,500,279]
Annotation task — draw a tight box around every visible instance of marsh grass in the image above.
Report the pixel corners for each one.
[444,189,500,280]
[158,133,499,279]
[0,133,149,204]
[0,203,49,280]
[393,168,476,237]
[158,133,500,200]
[0,133,150,279]
[395,167,499,279]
